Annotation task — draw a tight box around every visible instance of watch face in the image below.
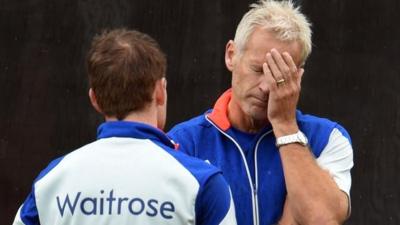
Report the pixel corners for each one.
[276,131,309,147]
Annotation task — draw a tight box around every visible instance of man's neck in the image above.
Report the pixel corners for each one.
[227,98,269,134]
[105,108,158,128]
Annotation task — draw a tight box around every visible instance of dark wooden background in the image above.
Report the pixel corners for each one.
[1,0,399,224]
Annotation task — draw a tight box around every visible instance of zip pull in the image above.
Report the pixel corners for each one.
[253,183,259,225]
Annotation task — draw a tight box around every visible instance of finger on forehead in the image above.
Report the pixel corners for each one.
[282,52,298,73]
[266,52,282,80]
[271,49,290,75]
[263,62,277,90]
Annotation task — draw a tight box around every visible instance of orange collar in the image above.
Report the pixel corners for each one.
[207,89,232,131]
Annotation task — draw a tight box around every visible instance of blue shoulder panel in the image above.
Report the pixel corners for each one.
[195,173,232,225]
[20,156,65,225]
[168,112,211,157]
[151,140,232,224]
[296,110,349,157]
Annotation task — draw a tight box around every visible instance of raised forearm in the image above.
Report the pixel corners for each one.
[278,142,348,225]
[262,49,349,224]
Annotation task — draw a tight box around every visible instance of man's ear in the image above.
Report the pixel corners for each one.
[155,78,167,106]
[89,88,103,114]
[225,40,236,72]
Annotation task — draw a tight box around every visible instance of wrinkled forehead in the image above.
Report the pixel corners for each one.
[241,27,303,67]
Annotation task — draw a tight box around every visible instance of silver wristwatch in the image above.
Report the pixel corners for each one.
[276,130,308,147]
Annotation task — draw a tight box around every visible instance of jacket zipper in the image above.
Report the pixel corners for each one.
[253,131,272,225]
[206,116,271,225]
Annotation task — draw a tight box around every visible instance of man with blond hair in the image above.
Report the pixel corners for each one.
[12,29,237,225]
[168,1,353,224]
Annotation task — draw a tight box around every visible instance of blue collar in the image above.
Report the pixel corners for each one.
[97,121,176,149]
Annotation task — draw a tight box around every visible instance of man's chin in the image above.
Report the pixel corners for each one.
[248,109,268,122]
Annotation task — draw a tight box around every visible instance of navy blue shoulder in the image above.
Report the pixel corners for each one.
[296,110,350,157]
[167,111,214,157]
[169,110,212,133]
[34,155,66,184]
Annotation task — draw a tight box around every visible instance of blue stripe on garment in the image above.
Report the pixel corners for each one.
[195,173,232,225]
[19,156,65,225]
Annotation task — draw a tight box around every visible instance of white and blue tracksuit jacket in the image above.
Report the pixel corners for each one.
[168,89,354,225]
[13,121,237,225]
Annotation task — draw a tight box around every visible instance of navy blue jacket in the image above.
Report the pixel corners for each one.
[168,89,353,225]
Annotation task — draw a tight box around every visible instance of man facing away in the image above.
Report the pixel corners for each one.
[168,1,354,225]
[13,29,236,225]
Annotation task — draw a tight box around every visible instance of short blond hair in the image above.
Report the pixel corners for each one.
[234,0,312,65]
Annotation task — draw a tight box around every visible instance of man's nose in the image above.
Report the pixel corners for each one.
[258,76,269,94]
